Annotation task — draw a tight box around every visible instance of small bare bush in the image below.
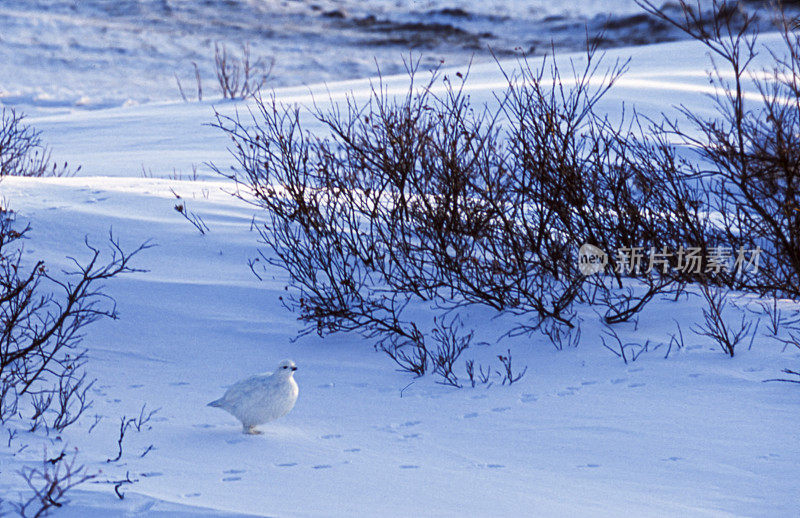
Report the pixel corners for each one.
[430,317,475,387]
[107,404,158,463]
[170,189,209,235]
[465,359,493,387]
[599,321,649,363]
[496,349,527,385]
[215,42,274,100]
[13,447,96,518]
[764,368,800,384]
[692,285,755,357]
[175,62,203,102]
[1,109,78,177]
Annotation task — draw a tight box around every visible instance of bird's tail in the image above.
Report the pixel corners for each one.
[207,399,224,408]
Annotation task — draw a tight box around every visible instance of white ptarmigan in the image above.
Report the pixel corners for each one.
[207,359,299,434]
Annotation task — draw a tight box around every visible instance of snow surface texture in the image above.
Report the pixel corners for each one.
[0,35,798,517]
[0,0,780,115]
[208,359,299,434]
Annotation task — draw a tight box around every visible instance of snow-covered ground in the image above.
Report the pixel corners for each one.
[2,0,787,115]
[1,33,799,517]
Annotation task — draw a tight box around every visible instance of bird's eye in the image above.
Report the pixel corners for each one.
[283,366,288,369]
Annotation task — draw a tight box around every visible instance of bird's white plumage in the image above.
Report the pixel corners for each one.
[208,359,299,434]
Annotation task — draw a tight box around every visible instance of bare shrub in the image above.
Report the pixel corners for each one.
[212,47,636,373]
[665,321,686,359]
[599,321,649,363]
[465,359,492,387]
[430,317,474,387]
[106,404,159,463]
[213,59,488,375]
[12,447,96,517]
[51,371,94,432]
[498,46,633,328]
[214,1,800,370]
[0,109,78,177]
[496,349,527,385]
[1,117,145,430]
[0,212,148,428]
[212,45,660,367]
[0,113,148,514]
[537,317,581,351]
[764,368,800,384]
[215,42,274,100]
[112,472,138,500]
[176,43,273,101]
[175,61,203,102]
[637,0,800,297]
[170,189,209,235]
[751,297,800,346]
[692,285,755,356]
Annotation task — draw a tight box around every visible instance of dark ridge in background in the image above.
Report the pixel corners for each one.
[0,0,796,112]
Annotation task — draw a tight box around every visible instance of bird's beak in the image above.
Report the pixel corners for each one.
[291,366,298,371]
